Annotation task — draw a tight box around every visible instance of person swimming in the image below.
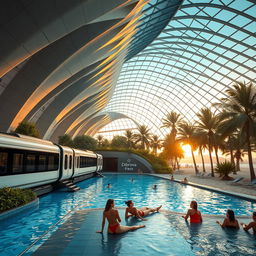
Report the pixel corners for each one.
[153,184,157,190]
[107,183,112,188]
[125,200,162,220]
[182,200,202,223]
[96,199,145,234]
[241,211,256,233]
[216,209,239,228]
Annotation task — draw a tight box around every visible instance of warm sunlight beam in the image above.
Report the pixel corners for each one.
[181,144,192,157]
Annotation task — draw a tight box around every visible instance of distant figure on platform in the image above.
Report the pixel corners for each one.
[216,209,239,229]
[96,199,145,234]
[241,211,256,233]
[107,183,112,188]
[125,200,162,221]
[153,184,157,190]
[182,200,202,223]
[170,175,174,181]
[181,177,188,184]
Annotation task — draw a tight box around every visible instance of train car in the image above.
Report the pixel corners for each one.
[72,148,98,178]
[0,133,60,189]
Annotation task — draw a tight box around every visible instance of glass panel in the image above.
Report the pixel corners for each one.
[12,153,24,173]
[0,152,8,175]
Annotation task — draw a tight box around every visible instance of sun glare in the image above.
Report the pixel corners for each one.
[181,144,192,157]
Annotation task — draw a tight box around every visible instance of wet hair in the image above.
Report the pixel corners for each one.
[227,209,235,222]
[104,199,114,212]
[253,211,256,217]
[191,200,198,210]
[125,200,133,207]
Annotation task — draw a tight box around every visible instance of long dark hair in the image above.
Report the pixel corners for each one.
[125,200,133,207]
[227,209,235,222]
[191,200,198,210]
[104,199,114,212]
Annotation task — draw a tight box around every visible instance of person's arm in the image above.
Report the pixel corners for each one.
[199,211,203,222]
[116,210,121,223]
[96,212,106,233]
[182,210,190,221]
[125,208,133,218]
[216,218,227,227]
[241,222,253,231]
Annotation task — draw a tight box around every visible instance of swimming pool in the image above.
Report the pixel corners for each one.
[0,174,255,255]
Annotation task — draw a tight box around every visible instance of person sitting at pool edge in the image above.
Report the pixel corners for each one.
[96,199,145,234]
[216,209,239,228]
[241,211,256,233]
[125,200,162,221]
[181,177,188,184]
[182,200,202,223]
[170,175,174,181]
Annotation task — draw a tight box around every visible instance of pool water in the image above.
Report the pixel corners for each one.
[0,174,255,256]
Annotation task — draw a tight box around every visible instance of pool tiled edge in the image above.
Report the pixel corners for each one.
[150,174,256,203]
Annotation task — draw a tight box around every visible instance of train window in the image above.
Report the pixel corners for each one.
[0,152,8,175]
[64,155,68,169]
[69,156,72,169]
[38,155,47,171]
[25,154,36,172]
[48,154,59,171]
[12,153,24,173]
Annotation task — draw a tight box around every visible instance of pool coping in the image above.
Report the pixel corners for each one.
[0,198,39,221]
[149,174,256,203]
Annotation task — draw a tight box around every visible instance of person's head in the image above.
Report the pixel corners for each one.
[190,200,198,210]
[125,200,133,207]
[153,184,157,189]
[226,209,235,222]
[104,199,114,212]
[252,211,256,221]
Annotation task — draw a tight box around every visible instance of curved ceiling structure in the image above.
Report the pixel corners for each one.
[0,0,255,142]
[97,0,256,138]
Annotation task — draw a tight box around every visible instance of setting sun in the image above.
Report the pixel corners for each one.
[181,144,192,157]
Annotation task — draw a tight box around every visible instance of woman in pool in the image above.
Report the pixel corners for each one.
[96,199,145,234]
[241,211,256,232]
[182,200,202,223]
[216,209,239,228]
[125,200,162,220]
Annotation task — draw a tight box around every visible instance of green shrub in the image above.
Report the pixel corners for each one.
[215,161,235,180]
[0,187,36,213]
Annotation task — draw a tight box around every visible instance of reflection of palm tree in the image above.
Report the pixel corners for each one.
[218,82,256,181]
[196,108,219,177]
[177,121,199,174]
[162,111,182,140]
[134,125,151,150]
[124,130,135,149]
[150,135,162,155]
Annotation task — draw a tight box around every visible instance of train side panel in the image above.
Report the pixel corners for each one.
[0,134,60,188]
[59,146,74,180]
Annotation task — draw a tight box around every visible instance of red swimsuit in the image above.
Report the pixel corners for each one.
[190,212,201,223]
[108,223,120,234]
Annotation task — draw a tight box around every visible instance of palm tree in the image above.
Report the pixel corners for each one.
[194,131,208,173]
[96,135,103,147]
[162,111,182,140]
[124,130,135,149]
[196,107,220,177]
[217,82,256,181]
[150,135,162,155]
[177,121,199,174]
[134,125,151,150]
[162,134,184,170]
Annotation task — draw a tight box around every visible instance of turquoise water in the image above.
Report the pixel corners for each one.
[0,174,255,255]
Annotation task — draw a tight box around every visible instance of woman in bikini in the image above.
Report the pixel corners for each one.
[96,199,145,234]
[182,200,202,223]
[241,211,256,233]
[125,200,162,221]
[216,209,239,228]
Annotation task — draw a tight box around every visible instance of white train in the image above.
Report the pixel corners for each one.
[0,133,103,189]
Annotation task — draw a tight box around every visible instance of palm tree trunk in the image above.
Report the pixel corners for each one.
[235,157,240,173]
[214,146,219,165]
[199,146,206,172]
[230,149,235,165]
[191,149,198,174]
[208,137,214,177]
[246,126,255,181]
